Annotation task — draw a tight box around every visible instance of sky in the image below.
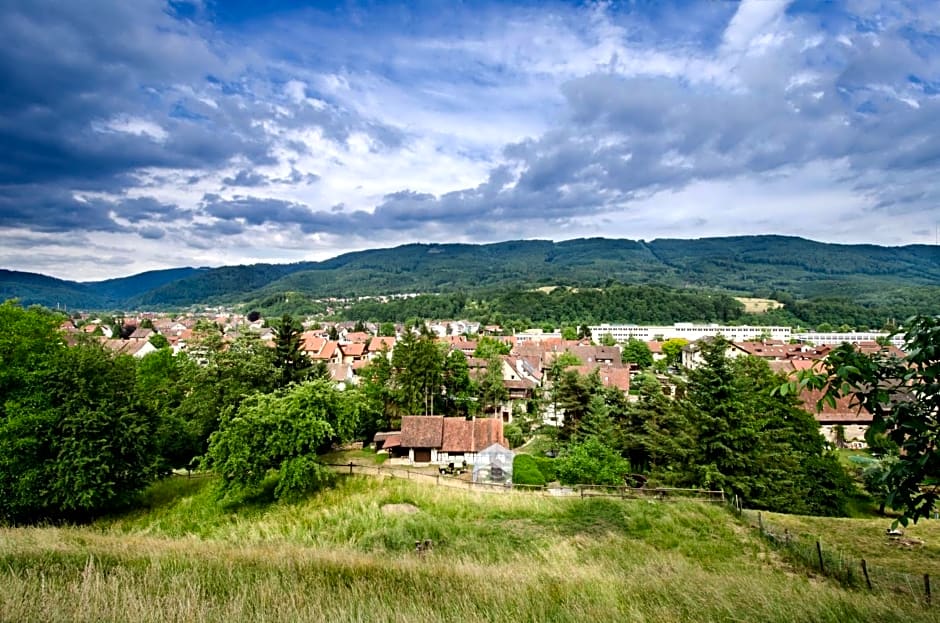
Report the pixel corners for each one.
[2,0,940,281]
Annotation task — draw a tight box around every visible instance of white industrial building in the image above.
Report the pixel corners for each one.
[589,323,792,343]
[792,331,906,348]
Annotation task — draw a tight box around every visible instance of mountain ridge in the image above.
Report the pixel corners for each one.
[1,235,938,310]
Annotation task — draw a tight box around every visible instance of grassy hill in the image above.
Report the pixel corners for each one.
[1,476,935,622]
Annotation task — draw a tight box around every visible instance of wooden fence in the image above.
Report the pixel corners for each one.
[736,506,934,607]
[323,462,725,502]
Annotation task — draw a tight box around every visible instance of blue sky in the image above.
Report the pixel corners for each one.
[1,0,939,280]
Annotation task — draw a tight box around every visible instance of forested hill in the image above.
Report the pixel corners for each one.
[2,235,939,310]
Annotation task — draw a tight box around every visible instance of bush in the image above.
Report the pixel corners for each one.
[532,456,557,483]
[504,423,524,448]
[512,454,546,487]
[555,438,629,486]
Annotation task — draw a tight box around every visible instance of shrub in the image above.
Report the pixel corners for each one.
[512,454,546,487]
[555,438,629,486]
[503,423,524,448]
[532,456,557,483]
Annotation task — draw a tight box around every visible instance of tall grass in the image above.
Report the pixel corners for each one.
[1,476,936,622]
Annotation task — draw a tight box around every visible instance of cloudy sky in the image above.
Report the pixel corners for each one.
[2,0,939,280]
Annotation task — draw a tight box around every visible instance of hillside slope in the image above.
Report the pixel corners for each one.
[1,476,932,622]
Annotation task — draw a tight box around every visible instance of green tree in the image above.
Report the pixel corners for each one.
[358,348,396,438]
[659,338,688,369]
[175,332,277,454]
[686,339,852,515]
[863,456,899,515]
[632,373,694,481]
[554,369,597,441]
[561,326,578,340]
[205,379,358,502]
[622,338,653,368]
[379,322,396,337]
[0,304,159,522]
[555,437,630,485]
[474,335,511,359]
[599,332,617,347]
[442,350,475,417]
[391,329,444,415]
[148,332,170,350]
[137,348,200,471]
[478,355,508,417]
[273,314,311,387]
[577,324,593,341]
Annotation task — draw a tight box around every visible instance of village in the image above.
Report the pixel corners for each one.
[57,309,902,476]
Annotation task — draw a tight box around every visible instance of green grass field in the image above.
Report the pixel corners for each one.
[2,476,938,622]
[752,510,940,578]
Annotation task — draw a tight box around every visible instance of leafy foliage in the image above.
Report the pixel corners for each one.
[204,379,359,502]
[512,453,547,486]
[555,437,630,486]
[0,302,158,521]
[621,338,653,368]
[784,316,940,523]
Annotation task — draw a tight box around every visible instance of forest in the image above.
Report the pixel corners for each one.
[3,237,940,322]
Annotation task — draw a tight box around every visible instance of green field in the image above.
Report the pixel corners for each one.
[1,476,937,622]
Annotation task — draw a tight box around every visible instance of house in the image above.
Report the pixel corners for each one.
[367,336,396,359]
[340,341,367,364]
[571,365,631,394]
[343,331,371,344]
[99,338,158,359]
[394,416,507,465]
[799,387,872,447]
[300,333,344,364]
[373,431,401,452]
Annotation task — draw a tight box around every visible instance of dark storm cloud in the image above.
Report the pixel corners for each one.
[113,197,187,222]
[0,186,127,233]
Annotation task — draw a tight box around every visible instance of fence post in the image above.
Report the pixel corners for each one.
[758,512,763,533]
[816,540,825,574]
[348,461,354,475]
[861,559,872,590]
[925,574,932,606]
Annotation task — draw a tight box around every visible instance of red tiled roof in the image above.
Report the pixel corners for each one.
[311,341,338,360]
[800,388,872,424]
[571,365,630,392]
[368,337,396,352]
[128,327,153,340]
[301,333,326,354]
[440,418,474,452]
[400,416,444,448]
[399,416,506,452]
[344,332,371,343]
[440,417,506,452]
[343,342,366,357]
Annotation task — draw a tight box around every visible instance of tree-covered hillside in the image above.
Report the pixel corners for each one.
[1,236,938,313]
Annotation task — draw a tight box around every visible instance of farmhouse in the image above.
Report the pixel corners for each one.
[384,416,507,466]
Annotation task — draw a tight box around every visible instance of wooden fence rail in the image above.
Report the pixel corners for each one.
[322,462,724,502]
[740,508,933,607]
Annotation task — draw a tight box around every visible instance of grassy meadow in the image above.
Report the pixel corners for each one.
[2,475,938,622]
[752,510,940,578]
